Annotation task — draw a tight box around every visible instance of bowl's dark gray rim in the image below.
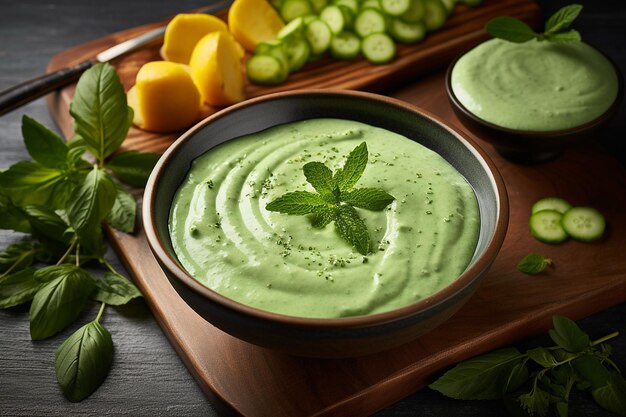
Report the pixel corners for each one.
[445,42,624,138]
[143,89,509,330]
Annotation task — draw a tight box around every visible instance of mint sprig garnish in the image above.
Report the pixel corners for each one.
[266,142,395,255]
[517,253,553,275]
[430,315,626,417]
[485,4,583,44]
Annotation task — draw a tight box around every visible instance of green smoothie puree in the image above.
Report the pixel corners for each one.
[169,119,480,318]
[451,39,618,131]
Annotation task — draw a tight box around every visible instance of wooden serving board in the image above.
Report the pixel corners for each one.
[46,1,626,416]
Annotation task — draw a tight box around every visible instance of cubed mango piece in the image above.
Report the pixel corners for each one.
[162,13,229,64]
[228,0,285,52]
[189,31,245,106]
[128,61,202,132]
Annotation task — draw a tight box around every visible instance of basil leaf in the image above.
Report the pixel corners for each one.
[556,401,568,417]
[0,267,41,308]
[504,362,528,394]
[266,191,331,215]
[545,29,581,43]
[517,253,552,275]
[105,151,160,187]
[341,187,395,211]
[592,372,626,416]
[429,347,524,400]
[34,264,81,283]
[0,242,35,274]
[55,319,113,402]
[69,63,133,161]
[67,167,116,239]
[334,205,370,255]
[106,182,136,233]
[310,209,335,229]
[519,385,551,417]
[527,347,558,367]
[303,161,335,196]
[334,142,368,191]
[549,315,590,353]
[29,265,96,340]
[22,205,71,244]
[94,272,142,306]
[0,193,31,232]
[572,354,611,389]
[21,115,68,169]
[485,16,538,43]
[0,161,65,207]
[544,4,583,34]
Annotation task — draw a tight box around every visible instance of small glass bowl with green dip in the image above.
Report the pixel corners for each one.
[446,38,623,163]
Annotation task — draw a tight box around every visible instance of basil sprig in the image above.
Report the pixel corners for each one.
[266,142,395,255]
[0,63,157,401]
[430,315,626,416]
[485,4,583,44]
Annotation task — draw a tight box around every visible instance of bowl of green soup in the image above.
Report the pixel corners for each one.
[447,39,623,163]
[143,89,508,357]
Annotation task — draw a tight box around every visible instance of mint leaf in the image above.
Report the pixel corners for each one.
[592,372,626,416]
[545,4,583,34]
[334,205,370,255]
[69,63,133,161]
[485,16,538,43]
[341,187,395,211]
[0,242,36,274]
[517,253,552,275]
[429,347,524,400]
[106,182,136,233]
[0,267,41,309]
[29,265,96,340]
[21,115,69,169]
[549,315,590,353]
[55,319,113,402]
[311,209,335,229]
[266,191,331,215]
[303,161,336,196]
[105,150,160,187]
[334,142,368,190]
[94,272,142,306]
[545,29,581,43]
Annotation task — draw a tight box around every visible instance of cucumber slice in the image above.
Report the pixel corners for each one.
[330,31,361,59]
[278,16,306,39]
[246,54,289,85]
[562,207,606,242]
[529,210,568,244]
[321,5,346,34]
[399,0,425,23]
[380,0,412,17]
[361,0,382,10]
[304,19,333,54]
[531,197,572,215]
[310,0,328,13]
[337,5,354,29]
[333,0,359,14]
[281,0,314,22]
[361,32,396,64]
[423,0,447,31]
[284,36,311,71]
[254,41,290,74]
[389,18,426,43]
[354,8,387,37]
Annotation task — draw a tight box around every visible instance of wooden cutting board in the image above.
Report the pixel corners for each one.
[46,1,626,415]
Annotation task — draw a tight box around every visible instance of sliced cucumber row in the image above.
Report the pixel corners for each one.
[528,197,606,243]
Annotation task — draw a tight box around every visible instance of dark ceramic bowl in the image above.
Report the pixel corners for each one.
[446,46,623,164]
[143,90,509,358]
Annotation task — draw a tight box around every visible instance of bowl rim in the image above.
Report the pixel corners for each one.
[445,41,624,138]
[143,89,509,329]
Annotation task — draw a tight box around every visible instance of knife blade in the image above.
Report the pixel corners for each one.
[0,0,234,117]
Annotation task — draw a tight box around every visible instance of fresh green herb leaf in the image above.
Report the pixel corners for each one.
[266,191,331,215]
[0,161,65,207]
[0,193,31,233]
[341,187,395,211]
[572,354,612,389]
[517,253,552,275]
[544,4,583,34]
[518,383,551,417]
[106,182,136,233]
[429,348,524,400]
[549,315,590,353]
[0,267,41,309]
[21,115,69,169]
[334,142,368,191]
[29,265,96,340]
[311,208,335,229]
[105,150,160,187]
[485,16,538,43]
[69,63,133,161]
[302,161,336,196]
[527,347,558,367]
[22,205,71,244]
[55,318,113,402]
[555,401,568,417]
[0,242,36,274]
[334,205,370,255]
[545,29,581,43]
[93,272,142,306]
[504,362,529,394]
[592,372,626,416]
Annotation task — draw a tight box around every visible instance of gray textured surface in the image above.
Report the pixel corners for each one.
[0,0,624,416]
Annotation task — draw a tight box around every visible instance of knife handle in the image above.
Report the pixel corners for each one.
[0,59,95,117]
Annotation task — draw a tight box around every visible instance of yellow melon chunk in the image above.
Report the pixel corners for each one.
[162,13,229,64]
[189,31,245,106]
[128,61,202,132]
[228,0,285,52]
